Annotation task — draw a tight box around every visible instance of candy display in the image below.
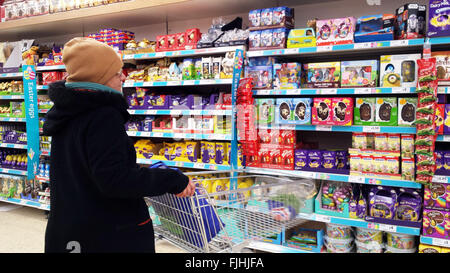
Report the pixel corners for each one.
[398,97,417,126]
[431,51,450,85]
[316,17,356,46]
[395,3,427,40]
[428,0,450,38]
[340,60,378,88]
[304,62,340,88]
[376,97,398,126]
[294,149,349,174]
[311,97,353,126]
[287,28,316,48]
[354,14,395,43]
[0,174,27,200]
[354,227,383,253]
[273,62,302,89]
[0,81,23,95]
[380,54,421,88]
[156,28,201,51]
[385,232,417,253]
[284,222,325,252]
[323,223,355,253]
[245,66,272,89]
[276,98,312,125]
[87,28,135,51]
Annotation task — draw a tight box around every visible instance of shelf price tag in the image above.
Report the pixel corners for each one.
[167,81,182,86]
[363,126,381,133]
[432,238,450,248]
[443,135,450,142]
[353,42,375,49]
[392,87,410,93]
[390,40,408,47]
[316,46,332,52]
[315,214,331,223]
[378,224,397,233]
[171,110,182,116]
[284,48,299,55]
[432,176,448,183]
[194,163,205,169]
[348,176,365,184]
[152,132,164,138]
[316,125,332,131]
[257,89,272,95]
[320,89,337,95]
[20,199,27,205]
[357,88,374,94]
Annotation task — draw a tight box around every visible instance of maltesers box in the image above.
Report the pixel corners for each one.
[316,17,356,46]
[428,0,450,38]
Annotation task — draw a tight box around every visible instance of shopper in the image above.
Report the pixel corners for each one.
[43,37,195,253]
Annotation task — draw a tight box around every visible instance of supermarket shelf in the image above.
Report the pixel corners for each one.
[420,236,450,248]
[0,72,23,79]
[136,158,231,171]
[253,87,416,96]
[123,79,232,88]
[127,131,231,140]
[123,46,245,60]
[297,213,420,236]
[243,167,422,189]
[37,85,49,90]
[436,135,450,142]
[438,87,450,94]
[430,37,450,45]
[0,168,27,176]
[35,65,66,71]
[0,196,50,211]
[0,95,24,100]
[258,124,416,134]
[245,241,317,253]
[128,109,232,116]
[0,117,26,122]
[0,143,27,149]
[247,39,424,58]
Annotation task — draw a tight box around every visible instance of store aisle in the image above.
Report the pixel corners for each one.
[0,204,185,253]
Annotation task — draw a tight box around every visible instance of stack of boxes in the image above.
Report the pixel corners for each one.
[87,28,135,51]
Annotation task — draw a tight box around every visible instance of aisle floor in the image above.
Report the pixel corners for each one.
[0,203,185,253]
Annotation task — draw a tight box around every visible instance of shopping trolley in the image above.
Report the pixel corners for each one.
[145,165,317,253]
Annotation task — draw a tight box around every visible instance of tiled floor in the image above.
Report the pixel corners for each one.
[0,203,185,253]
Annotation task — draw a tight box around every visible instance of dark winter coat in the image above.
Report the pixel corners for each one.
[43,81,189,253]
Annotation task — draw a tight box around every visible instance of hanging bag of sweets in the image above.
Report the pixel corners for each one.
[415,56,438,185]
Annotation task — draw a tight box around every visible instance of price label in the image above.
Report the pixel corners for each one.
[301,172,316,179]
[363,126,381,133]
[284,48,299,55]
[20,199,27,205]
[154,52,165,57]
[123,81,135,87]
[167,81,182,86]
[390,40,408,47]
[298,213,315,220]
[367,223,378,230]
[316,125,333,131]
[171,110,182,116]
[194,163,206,169]
[202,79,216,85]
[432,238,450,247]
[173,133,184,139]
[443,135,450,142]
[357,88,374,94]
[285,89,300,95]
[316,214,331,223]
[353,42,374,49]
[257,90,272,95]
[175,162,184,167]
[378,224,397,233]
[320,89,337,95]
[152,132,164,138]
[122,55,133,60]
[392,87,410,93]
[316,46,332,52]
[432,176,448,183]
[348,176,365,183]
[247,50,264,57]
[183,80,195,85]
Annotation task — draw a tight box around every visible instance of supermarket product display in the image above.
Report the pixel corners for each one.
[3,0,450,254]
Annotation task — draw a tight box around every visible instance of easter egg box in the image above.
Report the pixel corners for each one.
[314,182,350,218]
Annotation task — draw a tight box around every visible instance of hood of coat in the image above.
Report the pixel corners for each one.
[43,80,130,136]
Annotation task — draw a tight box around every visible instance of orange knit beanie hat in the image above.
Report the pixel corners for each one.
[62,37,123,85]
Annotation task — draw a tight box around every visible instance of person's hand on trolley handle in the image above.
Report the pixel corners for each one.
[176,179,196,197]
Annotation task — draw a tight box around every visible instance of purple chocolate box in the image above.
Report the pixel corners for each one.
[322,151,337,169]
[307,150,322,169]
[428,0,450,38]
[294,149,308,170]
[395,188,422,222]
[445,105,450,134]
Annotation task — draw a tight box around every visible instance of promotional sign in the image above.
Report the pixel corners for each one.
[230,49,244,191]
[23,65,40,180]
